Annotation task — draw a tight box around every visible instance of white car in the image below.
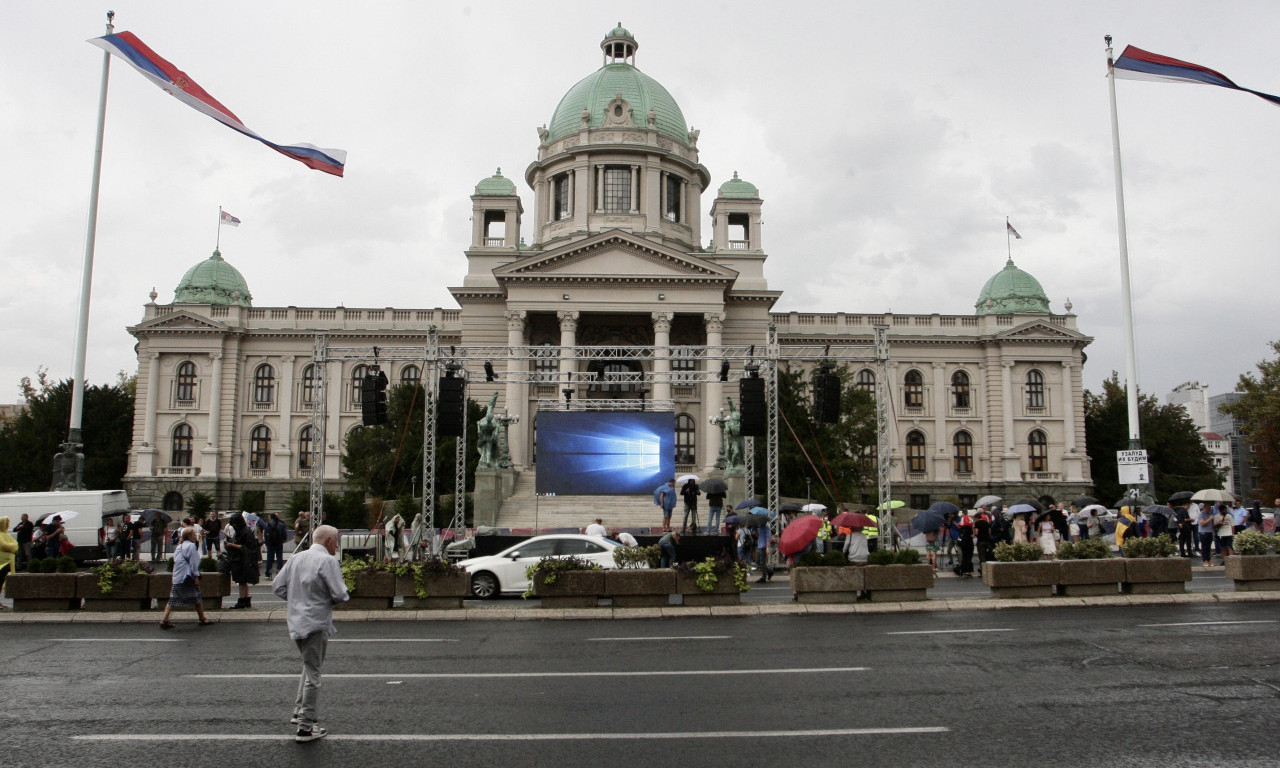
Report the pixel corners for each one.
[458,534,622,598]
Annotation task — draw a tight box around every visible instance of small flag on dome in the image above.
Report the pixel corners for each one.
[220,210,241,227]
[1006,220,1022,239]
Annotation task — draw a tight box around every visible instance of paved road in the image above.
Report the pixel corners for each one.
[4,600,1277,767]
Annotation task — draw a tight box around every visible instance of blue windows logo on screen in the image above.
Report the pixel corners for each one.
[536,411,675,495]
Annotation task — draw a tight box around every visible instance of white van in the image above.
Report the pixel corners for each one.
[0,490,131,561]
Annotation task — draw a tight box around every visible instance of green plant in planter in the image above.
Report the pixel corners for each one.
[796,550,851,567]
[56,556,77,573]
[1232,531,1276,556]
[339,556,396,593]
[92,558,155,594]
[994,541,1045,562]
[893,548,921,565]
[613,545,660,569]
[199,556,217,572]
[1057,539,1113,560]
[406,557,465,599]
[523,555,603,598]
[676,556,749,593]
[33,558,57,573]
[1121,534,1176,558]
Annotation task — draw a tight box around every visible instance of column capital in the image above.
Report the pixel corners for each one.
[932,361,946,370]
[651,312,672,332]
[1061,361,1076,371]
[282,355,295,364]
[208,352,222,362]
[703,312,725,333]
[1002,360,1016,369]
[557,310,579,331]
[505,309,527,331]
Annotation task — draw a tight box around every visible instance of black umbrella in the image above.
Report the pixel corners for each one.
[1113,493,1154,508]
[910,509,947,533]
[1167,490,1194,504]
[1073,496,1099,508]
[723,514,746,527]
[927,501,960,516]
[744,513,771,528]
[700,478,729,495]
[141,509,173,525]
[1144,505,1177,520]
[735,499,761,510]
[778,502,805,514]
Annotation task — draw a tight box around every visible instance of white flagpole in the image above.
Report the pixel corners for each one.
[64,10,115,487]
[217,206,222,250]
[1105,35,1143,448]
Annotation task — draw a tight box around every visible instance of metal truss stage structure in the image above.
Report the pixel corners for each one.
[305,325,892,555]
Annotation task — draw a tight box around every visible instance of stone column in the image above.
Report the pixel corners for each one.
[703,312,725,474]
[505,310,528,467]
[325,363,343,479]
[137,351,160,475]
[630,164,640,214]
[1001,360,1017,482]
[200,352,223,477]
[558,310,579,399]
[932,362,949,481]
[273,356,295,479]
[1061,362,1076,453]
[652,312,672,403]
[594,165,603,212]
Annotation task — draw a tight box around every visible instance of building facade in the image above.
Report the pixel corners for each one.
[124,26,1092,515]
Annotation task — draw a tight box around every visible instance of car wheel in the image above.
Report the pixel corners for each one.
[470,571,499,599]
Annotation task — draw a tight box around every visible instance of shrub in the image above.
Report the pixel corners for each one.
[339,556,397,592]
[56,556,77,573]
[676,556,749,592]
[866,550,896,566]
[994,541,1044,562]
[92,558,154,594]
[199,556,218,572]
[39,558,58,573]
[894,548,921,565]
[1057,539,1112,560]
[613,545,660,569]
[1232,531,1275,556]
[797,550,851,567]
[523,555,603,598]
[1122,534,1176,558]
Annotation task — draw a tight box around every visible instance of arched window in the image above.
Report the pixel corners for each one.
[253,363,275,404]
[951,370,970,409]
[162,491,185,512]
[298,425,316,471]
[250,425,272,470]
[953,431,973,474]
[400,364,421,387]
[171,423,193,467]
[855,369,876,393]
[675,414,696,465]
[175,361,197,402]
[903,370,924,409]
[906,430,927,473]
[1028,430,1048,472]
[1026,369,1045,409]
[300,364,316,405]
[350,364,368,406]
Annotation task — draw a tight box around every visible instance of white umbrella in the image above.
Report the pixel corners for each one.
[1079,504,1108,517]
[1191,489,1234,503]
[801,503,827,513]
[676,474,700,485]
[36,510,79,524]
[976,495,1002,508]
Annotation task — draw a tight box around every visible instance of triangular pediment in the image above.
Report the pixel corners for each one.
[129,309,229,334]
[994,319,1088,342]
[493,232,737,284]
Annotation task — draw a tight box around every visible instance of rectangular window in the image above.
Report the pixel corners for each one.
[671,346,697,384]
[553,174,570,220]
[664,175,682,222]
[603,166,632,212]
[910,494,931,510]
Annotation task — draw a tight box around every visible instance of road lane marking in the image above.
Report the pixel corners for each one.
[1137,620,1277,628]
[73,726,946,742]
[51,638,182,642]
[330,639,459,643]
[190,666,869,680]
[886,629,1015,635]
[588,635,732,642]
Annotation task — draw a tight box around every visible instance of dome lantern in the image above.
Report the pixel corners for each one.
[602,22,637,65]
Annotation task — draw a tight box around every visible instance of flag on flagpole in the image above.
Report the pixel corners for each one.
[87,31,347,176]
[1006,220,1022,239]
[1112,45,1280,109]
[220,210,241,227]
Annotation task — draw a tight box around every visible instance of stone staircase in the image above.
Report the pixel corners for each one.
[492,471,663,533]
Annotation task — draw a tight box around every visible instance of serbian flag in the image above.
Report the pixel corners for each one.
[1006,220,1022,239]
[88,31,346,176]
[220,210,241,227]
[1112,45,1280,109]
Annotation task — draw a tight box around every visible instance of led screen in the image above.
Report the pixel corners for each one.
[535,411,675,495]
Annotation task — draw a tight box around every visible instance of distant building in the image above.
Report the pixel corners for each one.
[0,404,23,427]
[1167,381,1210,431]
[1209,392,1262,501]
[1199,431,1232,489]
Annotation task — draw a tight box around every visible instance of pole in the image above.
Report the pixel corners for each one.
[217,206,223,250]
[1105,35,1143,449]
[61,11,115,490]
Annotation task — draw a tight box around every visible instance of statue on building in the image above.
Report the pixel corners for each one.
[51,441,85,491]
[723,398,744,470]
[476,392,500,468]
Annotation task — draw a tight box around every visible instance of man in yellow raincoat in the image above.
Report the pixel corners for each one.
[1114,505,1139,548]
[0,516,18,602]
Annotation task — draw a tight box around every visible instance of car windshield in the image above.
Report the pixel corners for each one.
[505,539,557,559]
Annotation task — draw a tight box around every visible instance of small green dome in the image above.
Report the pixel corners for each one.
[546,27,689,146]
[475,168,517,196]
[174,250,252,306]
[975,258,1049,315]
[718,171,759,199]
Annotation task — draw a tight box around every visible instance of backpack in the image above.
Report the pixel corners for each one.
[265,521,283,546]
[1249,507,1264,526]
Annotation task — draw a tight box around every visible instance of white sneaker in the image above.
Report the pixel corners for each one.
[295,725,327,742]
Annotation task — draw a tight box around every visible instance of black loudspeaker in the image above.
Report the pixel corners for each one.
[814,372,841,423]
[437,376,466,436]
[739,377,766,437]
[361,368,389,426]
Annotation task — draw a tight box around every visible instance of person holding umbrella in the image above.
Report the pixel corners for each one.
[702,478,728,535]
[679,478,700,534]
[955,509,975,577]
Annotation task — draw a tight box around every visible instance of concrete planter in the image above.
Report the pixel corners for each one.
[675,570,741,606]
[791,566,862,604]
[3,572,80,611]
[533,570,607,608]
[1056,559,1124,596]
[149,572,231,609]
[862,564,934,602]
[605,569,675,608]
[77,573,151,611]
[1122,557,1192,594]
[1224,555,1280,591]
[982,561,1058,598]
[398,571,471,609]
[338,570,396,610]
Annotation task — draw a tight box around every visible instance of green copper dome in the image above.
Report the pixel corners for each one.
[546,27,689,146]
[975,258,1049,315]
[475,168,517,196]
[718,171,759,199]
[174,250,252,306]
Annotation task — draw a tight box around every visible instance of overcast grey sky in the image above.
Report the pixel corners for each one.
[4,0,1278,406]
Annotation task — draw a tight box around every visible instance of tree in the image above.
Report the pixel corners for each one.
[188,491,215,519]
[750,366,877,506]
[1084,372,1219,503]
[0,369,134,492]
[1221,340,1280,502]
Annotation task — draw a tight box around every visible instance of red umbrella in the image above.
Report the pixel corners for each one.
[779,515,823,556]
[831,512,875,529]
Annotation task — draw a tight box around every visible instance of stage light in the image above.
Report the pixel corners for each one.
[484,361,496,381]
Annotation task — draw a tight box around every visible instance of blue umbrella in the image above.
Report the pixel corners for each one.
[927,501,960,517]
[735,499,761,510]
